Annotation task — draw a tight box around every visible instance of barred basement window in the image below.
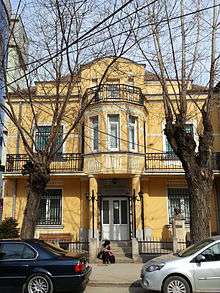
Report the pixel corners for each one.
[37,189,62,225]
[168,188,190,224]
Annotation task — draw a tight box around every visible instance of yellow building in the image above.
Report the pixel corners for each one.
[2,57,220,244]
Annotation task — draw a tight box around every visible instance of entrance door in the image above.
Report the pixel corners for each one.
[102,198,129,240]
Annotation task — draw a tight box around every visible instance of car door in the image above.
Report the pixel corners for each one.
[0,242,36,291]
[193,242,220,292]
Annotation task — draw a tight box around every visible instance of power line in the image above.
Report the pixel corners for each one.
[4,1,220,89]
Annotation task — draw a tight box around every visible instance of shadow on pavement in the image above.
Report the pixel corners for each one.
[129,280,158,293]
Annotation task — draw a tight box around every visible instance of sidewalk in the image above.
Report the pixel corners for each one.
[88,263,143,287]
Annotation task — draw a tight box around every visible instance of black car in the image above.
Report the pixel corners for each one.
[0,239,92,293]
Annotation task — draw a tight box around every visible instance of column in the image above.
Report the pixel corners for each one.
[88,175,98,239]
[131,175,141,239]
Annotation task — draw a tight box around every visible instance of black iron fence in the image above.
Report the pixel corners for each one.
[84,84,145,106]
[139,239,191,255]
[5,153,83,173]
[145,152,220,172]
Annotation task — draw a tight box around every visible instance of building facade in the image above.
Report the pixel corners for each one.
[2,57,220,242]
[0,0,11,218]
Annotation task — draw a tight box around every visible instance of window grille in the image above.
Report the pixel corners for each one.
[168,187,190,224]
[35,125,63,155]
[37,189,62,225]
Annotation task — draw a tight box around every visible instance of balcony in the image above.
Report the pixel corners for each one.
[145,153,220,173]
[5,153,83,174]
[84,84,145,106]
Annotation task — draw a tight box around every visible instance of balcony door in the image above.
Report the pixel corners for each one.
[102,198,129,240]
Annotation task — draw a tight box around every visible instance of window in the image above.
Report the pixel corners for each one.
[108,114,119,150]
[128,115,137,151]
[37,189,62,225]
[168,188,190,224]
[103,200,109,224]
[202,242,220,262]
[0,243,36,260]
[35,125,63,155]
[91,116,99,151]
[107,84,119,98]
[165,123,194,154]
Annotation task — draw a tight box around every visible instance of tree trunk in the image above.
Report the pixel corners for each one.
[21,160,50,239]
[185,167,213,243]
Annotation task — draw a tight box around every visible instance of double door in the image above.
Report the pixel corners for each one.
[102,197,129,240]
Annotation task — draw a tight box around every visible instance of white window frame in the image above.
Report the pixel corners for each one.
[128,115,137,152]
[108,114,120,151]
[91,116,99,152]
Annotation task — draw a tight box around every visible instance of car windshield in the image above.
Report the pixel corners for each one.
[177,238,215,257]
[41,242,67,256]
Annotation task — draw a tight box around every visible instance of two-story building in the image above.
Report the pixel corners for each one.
[2,57,220,243]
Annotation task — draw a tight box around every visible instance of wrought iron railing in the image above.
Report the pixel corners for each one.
[139,239,173,255]
[139,239,191,255]
[84,83,145,105]
[145,152,220,172]
[5,153,83,173]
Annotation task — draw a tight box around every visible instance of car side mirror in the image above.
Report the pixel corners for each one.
[195,254,206,263]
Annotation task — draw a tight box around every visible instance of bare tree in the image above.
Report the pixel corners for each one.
[2,0,145,238]
[133,0,220,242]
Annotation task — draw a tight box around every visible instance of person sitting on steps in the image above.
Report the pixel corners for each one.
[101,240,115,264]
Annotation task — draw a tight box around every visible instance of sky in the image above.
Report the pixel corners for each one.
[10,0,19,11]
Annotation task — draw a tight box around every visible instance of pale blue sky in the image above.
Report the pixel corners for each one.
[10,0,23,13]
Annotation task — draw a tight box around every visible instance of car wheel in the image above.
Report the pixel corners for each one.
[163,275,191,293]
[25,273,53,293]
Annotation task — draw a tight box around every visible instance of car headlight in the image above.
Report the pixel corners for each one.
[145,263,165,272]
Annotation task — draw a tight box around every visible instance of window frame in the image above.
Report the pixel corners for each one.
[108,114,120,151]
[128,115,137,152]
[90,116,99,152]
[201,242,220,262]
[163,122,195,155]
[37,188,63,226]
[167,187,190,225]
[0,242,38,261]
[34,124,64,156]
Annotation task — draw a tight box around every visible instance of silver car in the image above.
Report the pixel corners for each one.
[140,235,220,293]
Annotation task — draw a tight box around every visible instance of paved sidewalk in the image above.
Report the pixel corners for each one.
[88,263,143,287]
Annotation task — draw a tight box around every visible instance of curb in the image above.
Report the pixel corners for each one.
[88,281,141,288]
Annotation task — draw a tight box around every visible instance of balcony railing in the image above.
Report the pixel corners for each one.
[84,84,145,106]
[145,152,220,172]
[5,153,83,173]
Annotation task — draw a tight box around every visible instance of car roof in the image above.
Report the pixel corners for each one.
[0,238,43,243]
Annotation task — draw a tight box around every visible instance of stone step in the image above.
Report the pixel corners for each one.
[109,240,132,248]
[111,246,132,252]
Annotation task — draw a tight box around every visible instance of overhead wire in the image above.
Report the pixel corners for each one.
[3,1,220,90]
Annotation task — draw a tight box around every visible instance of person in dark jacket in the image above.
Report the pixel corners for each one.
[101,240,115,264]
